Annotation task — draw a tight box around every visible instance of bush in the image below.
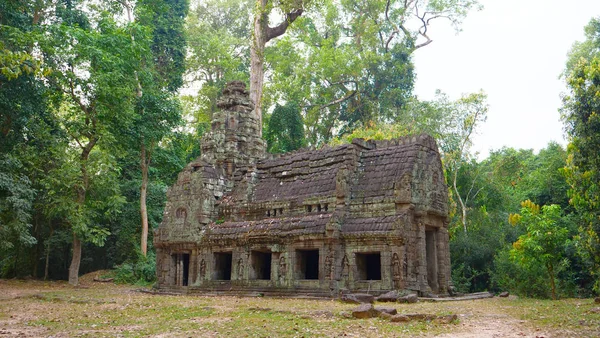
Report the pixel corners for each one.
[492,248,552,298]
[114,251,156,285]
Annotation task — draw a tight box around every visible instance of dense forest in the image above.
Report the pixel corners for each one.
[1,0,599,298]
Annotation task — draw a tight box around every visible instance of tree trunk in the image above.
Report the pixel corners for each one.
[453,167,468,233]
[140,143,149,257]
[249,0,268,133]
[68,139,95,286]
[44,227,53,281]
[32,214,39,278]
[548,263,557,300]
[68,233,82,285]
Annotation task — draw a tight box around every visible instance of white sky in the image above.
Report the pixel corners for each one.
[413,0,600,159]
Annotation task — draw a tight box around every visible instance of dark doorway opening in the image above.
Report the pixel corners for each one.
[172,253,190,286]
[251,251,272,280]
[182,254,190,286]
[214,252,233,280]
[297,249,319,280]
[355,252,381,280]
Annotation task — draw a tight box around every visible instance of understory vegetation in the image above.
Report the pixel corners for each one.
[1,0,599,299]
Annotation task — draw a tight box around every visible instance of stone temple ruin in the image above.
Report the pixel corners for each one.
[155,81,452,296]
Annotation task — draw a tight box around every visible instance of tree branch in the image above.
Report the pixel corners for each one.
[266,8,304,42]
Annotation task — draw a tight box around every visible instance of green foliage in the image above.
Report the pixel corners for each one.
[185,0,250,119]
[265,0,481,145]
[114,251,157,285]
[137,0,189,92]
[265,102,305,153]
[492,248,554,299]
[509,201,569,299]
[562,17,600,293]
[0,155,36,251]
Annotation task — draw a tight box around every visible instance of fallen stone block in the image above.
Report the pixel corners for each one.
[405,313,435,320]
[353,293,375,304]
[397,294,418,304]
[376,290,399,302]
[435,314,458,324]
[378,312,393,320]
[351,304,379,319]
[375,306,397,315]
[499,291,509,297]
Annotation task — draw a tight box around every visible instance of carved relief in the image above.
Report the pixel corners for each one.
[278,255,287,282]
[324,253,334,280]
[341,255,350,278]
[335,168,349,199]
[237,257,244,279]
[199,259,206,280]
[392,253,401,281]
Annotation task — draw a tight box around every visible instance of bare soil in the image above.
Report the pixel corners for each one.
[0,277,597,337]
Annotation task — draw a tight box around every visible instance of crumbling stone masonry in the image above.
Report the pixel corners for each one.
[154,81,452,296]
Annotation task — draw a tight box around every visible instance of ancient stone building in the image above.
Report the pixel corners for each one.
[155,81,451,296]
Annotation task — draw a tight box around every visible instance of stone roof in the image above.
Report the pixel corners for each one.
[208,214,332,238]
[205,134,447,241]
[253,144,355,202]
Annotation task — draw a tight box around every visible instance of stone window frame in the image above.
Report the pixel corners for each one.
[354,251,382,281]
[175,207,187,221]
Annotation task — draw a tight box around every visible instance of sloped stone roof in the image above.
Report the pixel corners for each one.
[208,214,332,238]
[253,144,355,202]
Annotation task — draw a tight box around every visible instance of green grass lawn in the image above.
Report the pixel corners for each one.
[0,279,598,337]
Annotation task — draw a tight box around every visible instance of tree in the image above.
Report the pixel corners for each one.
[562,17,600,292]
[185,0,251,121]
[445,92,488,232]
[120,0,187,257]
[265,102,305,153]
[265,0,481,145]
[42,0,137,285]
[509,201,569,300]
[249,0,305,131]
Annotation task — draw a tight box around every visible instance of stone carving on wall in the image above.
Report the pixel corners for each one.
[237,257,244,279]
[278,255,287,282]
[335,168,349,199]
[324,253,334,280]
[199,259,206,280]
[341,255,350,278]
[392,253,401,281]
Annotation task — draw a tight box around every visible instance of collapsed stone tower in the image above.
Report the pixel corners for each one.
[155,81,452,296]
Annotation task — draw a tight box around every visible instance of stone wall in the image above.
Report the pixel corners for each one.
[155,81,451,296]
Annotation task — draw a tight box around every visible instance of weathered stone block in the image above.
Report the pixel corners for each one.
[397,294,418,303]
[376,290,399,302]
[375,306,397,315]
[351,304,379,319]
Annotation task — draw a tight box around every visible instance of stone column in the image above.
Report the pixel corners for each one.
[416,222,430,293]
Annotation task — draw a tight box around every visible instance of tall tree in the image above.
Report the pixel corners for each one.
[562,18,600,292]
[42,0,138,285]
[266,0,481,144]
[249,0,305,131]
[509,201,569,300]
[265,102,305,153]
[185,0,250,125]
[119,0,187,257]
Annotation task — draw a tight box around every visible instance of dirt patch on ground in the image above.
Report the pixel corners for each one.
[0,280,598,337]
[435,313,550,338]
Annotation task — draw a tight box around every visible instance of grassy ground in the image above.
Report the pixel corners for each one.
[0,278,598,337]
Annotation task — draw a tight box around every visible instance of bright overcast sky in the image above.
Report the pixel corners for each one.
[413,0,600,160]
